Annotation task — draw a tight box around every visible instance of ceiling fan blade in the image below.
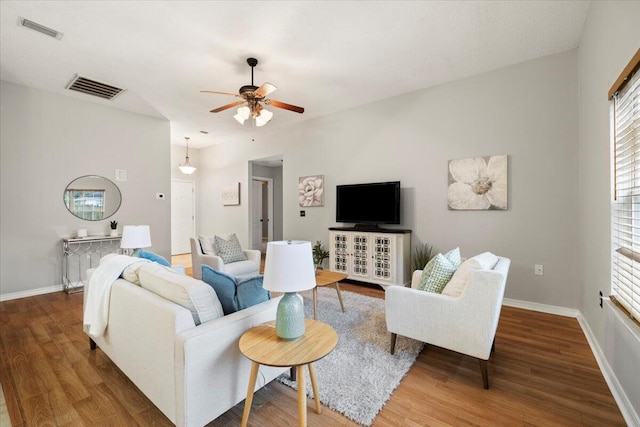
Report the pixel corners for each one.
[201,90,241,98]
[210,101,245,113]
[265,99,305,114]
[254,82,277,98]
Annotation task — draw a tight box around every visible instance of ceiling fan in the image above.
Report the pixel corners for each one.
[201,57,304,127]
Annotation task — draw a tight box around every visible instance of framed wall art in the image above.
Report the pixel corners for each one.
[222,183,240,206]
[448,154,508,210]
[299,175,324,207]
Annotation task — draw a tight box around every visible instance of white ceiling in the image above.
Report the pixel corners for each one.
[0,1,590,149]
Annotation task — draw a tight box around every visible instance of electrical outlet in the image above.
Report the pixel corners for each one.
[534,264,543,276]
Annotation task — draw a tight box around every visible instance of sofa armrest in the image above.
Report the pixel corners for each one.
[85,279,195,423]
[243,249,262,264]
[175,296,285,427]
[386,270,506,360]
[410,270,422,289]
[192,253,225,280]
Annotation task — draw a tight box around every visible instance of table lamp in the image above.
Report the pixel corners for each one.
[263,240,316,340]
[120,225,152,256]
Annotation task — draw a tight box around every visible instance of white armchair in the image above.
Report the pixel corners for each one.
[385,255,510,389]
[190,236,261,280]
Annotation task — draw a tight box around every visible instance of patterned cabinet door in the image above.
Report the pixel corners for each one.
[371,234,395,283]
[331,232,349,274]
[350,233,370,279]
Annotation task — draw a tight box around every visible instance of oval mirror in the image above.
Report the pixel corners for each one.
[63,175,122,221]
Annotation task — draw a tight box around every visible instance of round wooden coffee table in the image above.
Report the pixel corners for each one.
[239,319,338,427]
[313,270,348,320]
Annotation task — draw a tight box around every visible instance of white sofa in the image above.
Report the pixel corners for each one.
[385,253,510,389]
[190,236,261,280]
[83,264,286,427]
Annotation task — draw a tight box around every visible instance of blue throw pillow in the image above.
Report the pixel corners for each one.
[201,265,270,315]
[201,266,238,314]
[137,250,171,267]
[236,275,270,311]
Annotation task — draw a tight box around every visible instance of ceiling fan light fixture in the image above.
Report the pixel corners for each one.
[255,108,273,127]
[179,137,197,175]
[203,57,304,127]
[234,113,246,125]
[238,106,251,119]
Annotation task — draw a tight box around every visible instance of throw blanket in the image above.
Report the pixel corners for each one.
[83,255,149,337]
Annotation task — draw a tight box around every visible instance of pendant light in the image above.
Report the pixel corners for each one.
[179,137,196,175]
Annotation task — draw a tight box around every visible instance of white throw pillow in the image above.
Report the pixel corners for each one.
[198,236,215,255]
[470,252,500,270]
[138,263,224,325]
[442,258,482,297]
[121,260,149,285]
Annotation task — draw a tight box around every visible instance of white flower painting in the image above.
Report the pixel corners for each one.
[448,155,508,210]
[299,175,324,207]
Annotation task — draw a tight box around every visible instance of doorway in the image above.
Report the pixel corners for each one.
[251,177,273,252]
[249,156,283,253]
[171,180,195,255]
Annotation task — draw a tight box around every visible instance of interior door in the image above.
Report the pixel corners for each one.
[171,180,194,255]
[251,179,263,251]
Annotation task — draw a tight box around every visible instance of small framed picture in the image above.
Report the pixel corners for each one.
[299,175,324,207]
[222,183,240,206]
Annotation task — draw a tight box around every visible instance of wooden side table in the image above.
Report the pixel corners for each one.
[313,270,348,320]
[239,319,338,427]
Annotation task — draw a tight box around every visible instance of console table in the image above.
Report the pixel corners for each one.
[62,235,121,294]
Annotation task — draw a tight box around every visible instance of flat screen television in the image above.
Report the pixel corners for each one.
[336,181,401,227]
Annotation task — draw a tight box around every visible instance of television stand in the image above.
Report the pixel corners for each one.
[328,227,411,287]
[353,223,380,230]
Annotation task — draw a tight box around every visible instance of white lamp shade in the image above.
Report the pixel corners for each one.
[263,240,316,293]
[179,164,196,175]
[255,108,273,127]
[233,113,246,124]
[238,106,251,119]
[120,225,152,249]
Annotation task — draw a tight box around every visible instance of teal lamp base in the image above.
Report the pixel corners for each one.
[275,292,305,340]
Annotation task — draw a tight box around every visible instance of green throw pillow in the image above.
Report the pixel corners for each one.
[214,234,247,264]
[418,253,457,293]
[443,247,461,268]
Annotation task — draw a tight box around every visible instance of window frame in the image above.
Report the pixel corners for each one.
[610,48,640,325]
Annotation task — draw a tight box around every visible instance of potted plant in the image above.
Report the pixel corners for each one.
[312,240,330,272]
[410,242,438,272]
[110,220,118,237]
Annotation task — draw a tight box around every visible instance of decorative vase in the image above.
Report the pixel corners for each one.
[110,229,118,237]
[275,292,305,340]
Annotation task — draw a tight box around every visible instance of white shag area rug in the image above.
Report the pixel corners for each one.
[277,287,423,426]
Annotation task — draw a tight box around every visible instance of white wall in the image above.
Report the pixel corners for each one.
[0,81,171,297]
[200,50,580,308]
[578,1,640,422]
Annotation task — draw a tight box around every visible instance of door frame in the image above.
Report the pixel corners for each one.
[171,179,196,255]
[251,176,274,246]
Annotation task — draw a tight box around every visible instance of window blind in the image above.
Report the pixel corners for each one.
[612,64,640,322]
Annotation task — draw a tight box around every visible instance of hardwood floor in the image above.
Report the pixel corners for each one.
[0,274,626,426]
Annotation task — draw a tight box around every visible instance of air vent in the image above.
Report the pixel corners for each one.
[19,18,63,39]
[65,75,124,100]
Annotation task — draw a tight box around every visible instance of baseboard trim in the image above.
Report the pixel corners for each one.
[502,298,580,318]
[502,297,638,426]
[0,284,64,302]
[579,304,640,427]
